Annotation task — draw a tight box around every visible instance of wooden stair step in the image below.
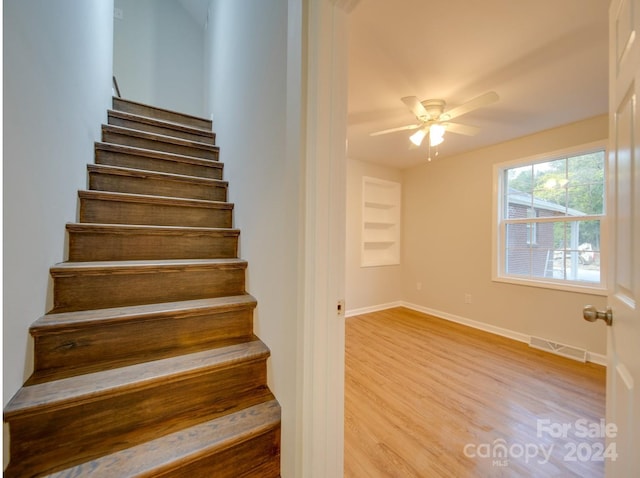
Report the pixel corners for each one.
[79,190,233,228]
[4,341,273,477]
[67,223,239,261]
[108,109,216,145]
[6,340,269,417]
[3,98,282,476]
[29,294,257,383]
[87,164,228,201]
[50,258,247,313]
[44,400,281,478]
[103,124,219,161]
[95,142,223,180]
[113,96,213,130]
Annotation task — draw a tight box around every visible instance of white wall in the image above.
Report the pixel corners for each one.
[346,158,404,313]
[401,115,609,356]
[114,0,205,117]
[206,1,302,476]
[3,0,114,409]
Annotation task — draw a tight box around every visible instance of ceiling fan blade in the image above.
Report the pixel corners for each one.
[443,122,481,136]
[401,96,429,121]
[370,124,420,136]
[444,91,499,121]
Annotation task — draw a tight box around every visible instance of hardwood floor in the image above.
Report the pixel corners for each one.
[345,308,606,478]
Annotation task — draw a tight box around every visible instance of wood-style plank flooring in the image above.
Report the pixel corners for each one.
[345,307,606,477]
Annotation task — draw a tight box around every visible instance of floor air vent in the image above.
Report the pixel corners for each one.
[528,336,587,362]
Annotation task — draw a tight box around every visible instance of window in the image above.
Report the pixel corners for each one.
[493,144,606,293]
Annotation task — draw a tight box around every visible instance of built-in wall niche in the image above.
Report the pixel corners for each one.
[361,176,401,267]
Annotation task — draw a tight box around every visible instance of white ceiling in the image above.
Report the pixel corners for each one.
[347,0,609,169]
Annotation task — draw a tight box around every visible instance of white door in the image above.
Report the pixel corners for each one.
[605,0,640,475]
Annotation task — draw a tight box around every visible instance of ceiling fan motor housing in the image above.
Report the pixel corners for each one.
[421,99,446,121]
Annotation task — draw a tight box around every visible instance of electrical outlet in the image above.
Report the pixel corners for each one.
[464,293,472,304]
[114,7,123,19]
[416,282,422,290]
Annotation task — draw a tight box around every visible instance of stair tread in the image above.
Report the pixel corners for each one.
[66,222,240,235]
[44,399,280,478]
[79,189,234,209]
[108,109,215,136]
[112,97,213,129]
[32,294,257,332]
[50,257,248,274]
[95,142,223,169]
[103,124,219,151]
[4,340,270,419]
[87,163,228,186]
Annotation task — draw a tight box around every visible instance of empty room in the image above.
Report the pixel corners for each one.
[344,1,638,476]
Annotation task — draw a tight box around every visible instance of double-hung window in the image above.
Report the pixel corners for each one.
[493,143,606,293]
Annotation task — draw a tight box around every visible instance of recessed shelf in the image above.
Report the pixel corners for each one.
[364,221,395,228]
[361,177,401,267]
[364,201,395,209]
[364,241,395,247]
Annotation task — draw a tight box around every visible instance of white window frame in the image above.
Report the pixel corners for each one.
[492,141,608,295]
[526,207,538,245]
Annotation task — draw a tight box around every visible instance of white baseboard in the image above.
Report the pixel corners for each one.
[586,351,607,366]
[345,301,403,318]
[346,300,607,366]
[400,301,530,344]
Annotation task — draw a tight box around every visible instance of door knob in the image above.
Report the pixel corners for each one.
[583,305,613,326]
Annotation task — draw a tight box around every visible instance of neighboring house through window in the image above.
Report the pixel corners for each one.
[493,143,606,294]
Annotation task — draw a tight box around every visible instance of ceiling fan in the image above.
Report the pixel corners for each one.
[370,91,499,152]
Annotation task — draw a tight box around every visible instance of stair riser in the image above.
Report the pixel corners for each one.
[79,197,233,228]
[68,230,238,261]
[155,428,281,478]
[103,129,219,161]
[113,97,212,130]
[52,267,246,313]
[33,308,254,381]
[95,148,223,180]
[88,171,228,202]
[6,365,270,477]
[108,114,216,145]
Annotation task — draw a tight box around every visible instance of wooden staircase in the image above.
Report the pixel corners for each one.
[3,98,281,477]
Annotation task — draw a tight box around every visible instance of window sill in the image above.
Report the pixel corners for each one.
[492,275,607,296]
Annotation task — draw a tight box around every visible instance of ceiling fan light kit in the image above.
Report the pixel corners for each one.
[370,91,499,158]
[409,128,427,146]
[409,123,446,147]
[429,123,445,146]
